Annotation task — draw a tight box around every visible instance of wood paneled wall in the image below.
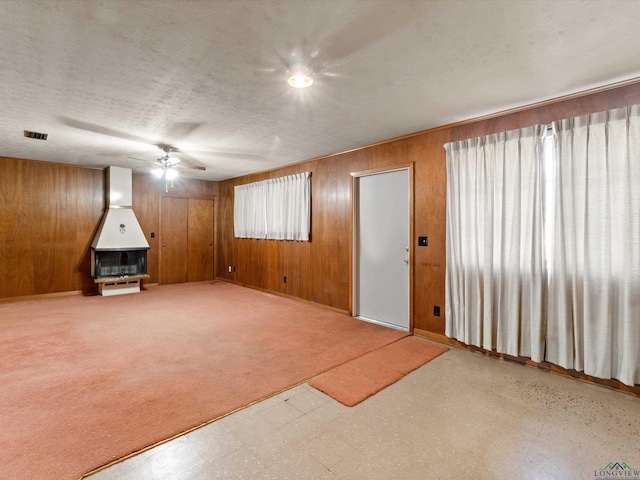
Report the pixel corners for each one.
[0,159,104,298]
[215,80,640,335]
[0,157,217,299]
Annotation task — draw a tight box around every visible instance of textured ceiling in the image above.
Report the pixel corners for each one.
[1,0,640,181]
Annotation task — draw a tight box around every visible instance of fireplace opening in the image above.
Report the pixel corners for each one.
[93,249,147,279]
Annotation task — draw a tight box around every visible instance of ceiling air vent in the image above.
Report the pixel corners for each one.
[24,130,48,140]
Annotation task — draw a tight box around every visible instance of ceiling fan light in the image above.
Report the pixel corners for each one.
[287,65,314,88]
[165,168,178,180]
[152,167,164,178]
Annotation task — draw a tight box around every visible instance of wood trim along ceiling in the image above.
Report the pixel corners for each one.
[246,77,640,176]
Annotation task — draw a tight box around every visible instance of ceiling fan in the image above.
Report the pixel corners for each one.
[145,145,206,191]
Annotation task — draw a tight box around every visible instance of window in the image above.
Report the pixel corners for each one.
[446,105,640,386]
[234,172,311,241]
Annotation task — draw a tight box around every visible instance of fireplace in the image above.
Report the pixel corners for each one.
[91,248,149,296]
[91,166,150,296]
[92,249,147,278]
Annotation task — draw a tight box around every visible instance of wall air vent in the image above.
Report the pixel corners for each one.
[24,130,48,140]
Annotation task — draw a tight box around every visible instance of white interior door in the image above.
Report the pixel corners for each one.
[354,168,410,330]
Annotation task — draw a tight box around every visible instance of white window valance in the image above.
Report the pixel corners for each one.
[234,172,311,241]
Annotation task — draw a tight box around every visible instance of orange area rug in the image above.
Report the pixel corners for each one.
[309,336,449,406]
[0,282,408,480]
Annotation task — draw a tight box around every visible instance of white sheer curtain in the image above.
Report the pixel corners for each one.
[234,172,311,241]
[265,173,312,240]
[546,105,640,386]
[234,181,267,238]
[445,126,546,361]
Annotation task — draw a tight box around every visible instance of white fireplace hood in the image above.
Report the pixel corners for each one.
[91,166,149,251]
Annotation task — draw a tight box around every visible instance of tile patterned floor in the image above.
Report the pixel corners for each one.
[87,346,640,480]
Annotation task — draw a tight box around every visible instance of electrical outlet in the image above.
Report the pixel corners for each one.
[434,306,440,316]
[228,265,232,273]
[233,266,236,273]
[283,276,287,284]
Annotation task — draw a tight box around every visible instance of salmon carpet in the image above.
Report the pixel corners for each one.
[0,282,408,480]
[310,336,449,406]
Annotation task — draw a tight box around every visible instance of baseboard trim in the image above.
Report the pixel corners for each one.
[1,281,161,303]
[413,329,454,345]
[216,277,350,316]
[0,289,87,304]
[413,329,640,397]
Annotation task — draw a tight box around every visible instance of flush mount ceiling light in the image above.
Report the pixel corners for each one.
[287,64,314,88]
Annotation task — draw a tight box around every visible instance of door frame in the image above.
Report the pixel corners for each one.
[350,163,414,332]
